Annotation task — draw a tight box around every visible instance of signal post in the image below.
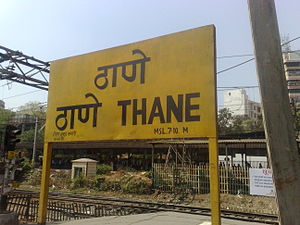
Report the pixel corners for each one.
[1,125,22,213]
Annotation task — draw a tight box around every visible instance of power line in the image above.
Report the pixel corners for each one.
[217,85,258,89]
[217,86,259,91]
[0,83,11,88]
[217,49,300,60]
[282,37,300,46]
[1,90,42,100]
[217,54,253,59]
[217,58,255,74]
[217,36,300,75]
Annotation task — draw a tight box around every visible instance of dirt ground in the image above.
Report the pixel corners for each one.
[19,169,278,215]
[71,189,278,215]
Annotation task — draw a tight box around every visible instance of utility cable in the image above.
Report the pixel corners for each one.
[1,90,42,100]
[217,36,300,75]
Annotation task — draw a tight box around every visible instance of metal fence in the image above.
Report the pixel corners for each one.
[153,163,262,195]
[6,193,151,223]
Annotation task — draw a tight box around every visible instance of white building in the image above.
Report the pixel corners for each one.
[283,50,300,107]
[224,89,261,120]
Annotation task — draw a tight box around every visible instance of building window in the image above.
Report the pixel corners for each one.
[289,89,300,94]
[287,70,300,76]
[74,167,83,178]
[285,61,300,67]
[287,80,299,86]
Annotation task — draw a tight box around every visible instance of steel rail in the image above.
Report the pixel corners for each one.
[11,189,279,224]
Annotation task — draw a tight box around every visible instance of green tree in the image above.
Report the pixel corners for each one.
[0,108,13,136]
[218,108,264,135]
[17,101,46,119]
[0,108,12,125]
[16,102,46,145]
[21,129,44,144]
[241,117,264,132]
[294,110,300,137]
[231,115,244,133]
[218,108,234,135]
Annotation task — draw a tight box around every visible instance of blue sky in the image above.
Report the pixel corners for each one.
[0,0,299,110]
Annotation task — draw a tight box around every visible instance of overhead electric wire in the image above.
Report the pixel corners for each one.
[217,48,300,60]
[217,86,259,91]
[217,58,255,74]
[282,36,300,46]
[1,90,42,100]
[217,85,259,89]
[217,54,253,59]
[217,36,300,75]
[1,37,299,105]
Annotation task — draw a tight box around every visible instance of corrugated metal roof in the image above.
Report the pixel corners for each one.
[149,139,267,145]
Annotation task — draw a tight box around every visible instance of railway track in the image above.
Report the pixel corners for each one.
[10,189,279,224]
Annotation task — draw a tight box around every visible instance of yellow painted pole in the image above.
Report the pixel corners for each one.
[209,137,221,225]
[37,142,53,225]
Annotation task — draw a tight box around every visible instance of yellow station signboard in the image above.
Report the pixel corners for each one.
[45,25,216,142]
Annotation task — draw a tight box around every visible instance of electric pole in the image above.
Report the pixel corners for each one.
[248,0,300,224]
[32,117,38,165]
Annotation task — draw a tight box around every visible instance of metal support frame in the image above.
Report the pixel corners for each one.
[0,45,49,91]
[164,143,192,168]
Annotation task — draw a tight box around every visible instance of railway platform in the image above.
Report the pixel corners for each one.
[48,211,270,225]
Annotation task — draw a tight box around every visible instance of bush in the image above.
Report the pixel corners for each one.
[93,175,121,191]
[100,179,121,191]
[93,175,105,190]
[122,167,137,172]
[96,164,112,175]
[72,175,89,189]
[120,175,152,194]
[50,170,71,189]
[25,169,41,186]
[14,158,33,182]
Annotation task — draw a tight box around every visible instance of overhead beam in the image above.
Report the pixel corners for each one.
[0,45,49,91]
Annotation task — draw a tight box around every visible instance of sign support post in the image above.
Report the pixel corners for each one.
[37,142,52,225]
[209,137,220,225]
[38,26,218,224]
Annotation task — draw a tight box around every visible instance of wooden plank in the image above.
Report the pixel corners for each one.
[248,1,300,224]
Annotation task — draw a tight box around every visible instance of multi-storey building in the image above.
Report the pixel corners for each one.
[283,50,300,108]
[223,89,261,120]
[10,113,36,131]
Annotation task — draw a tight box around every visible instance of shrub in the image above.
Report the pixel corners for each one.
[122,167,137,172]
[50,170,71,189]
[14,158,33,182]
[96,164,112,175]
[100,179,121,191]
[72,175,88,189]
[120,175,152,194]
[93,175,105,190]
[25,169,41,186]
[93,175,121,191]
